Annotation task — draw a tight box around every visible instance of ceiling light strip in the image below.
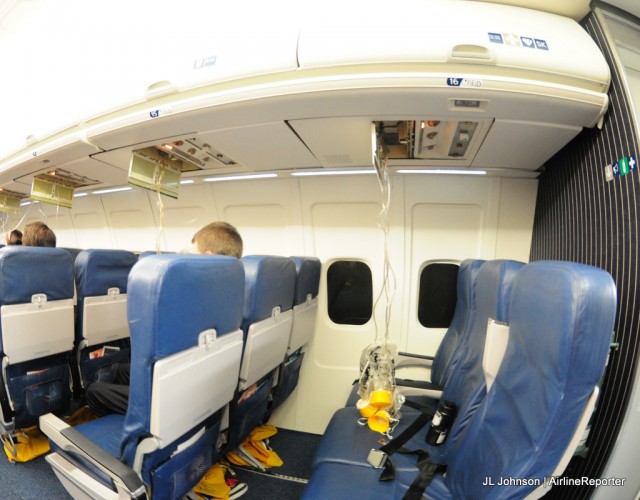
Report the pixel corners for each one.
[291,169,377,177]
[203,173,277,182]
[395,169,486,175]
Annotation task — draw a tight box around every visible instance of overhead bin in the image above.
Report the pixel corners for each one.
[0,0,611,189]
[297,0,610,94]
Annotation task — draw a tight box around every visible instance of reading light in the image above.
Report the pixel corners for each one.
[203,173,277,182]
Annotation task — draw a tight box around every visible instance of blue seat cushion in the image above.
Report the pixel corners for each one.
[75,413,125,459]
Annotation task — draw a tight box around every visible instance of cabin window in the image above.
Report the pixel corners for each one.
[418,262,459,328]
[327,261,373,325]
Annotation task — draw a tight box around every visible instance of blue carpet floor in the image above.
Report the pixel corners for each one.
[0,426,321,499]
[0,452,72,499]
[232,427,322,499]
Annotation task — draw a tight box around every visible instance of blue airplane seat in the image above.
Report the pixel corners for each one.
[73,249,138,394]
[271,256,321,410]
[138,250,176,259]
[303,261,616,499]
[346,258,485,407]
[0,246,75,435]
[60,247,83,262]
[40,254,246,500]
[315,259,522,471]
[225,255,296,453]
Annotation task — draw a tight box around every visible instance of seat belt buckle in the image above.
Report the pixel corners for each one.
[367,449,388,469]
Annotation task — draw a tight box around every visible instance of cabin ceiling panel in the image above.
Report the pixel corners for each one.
[199,122,321,171]
[476,0,590,20]
[471,121,581,169]
[289,118,375,168]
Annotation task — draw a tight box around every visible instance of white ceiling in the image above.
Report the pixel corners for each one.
[0,1,637,28]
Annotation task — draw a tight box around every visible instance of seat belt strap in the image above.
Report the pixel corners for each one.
[379,410,431,456]
[402,455,446,500]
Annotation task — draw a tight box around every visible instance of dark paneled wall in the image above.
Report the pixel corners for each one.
[530,11,639,499]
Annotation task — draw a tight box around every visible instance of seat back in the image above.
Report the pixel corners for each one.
[431,259,523,462]
[238,255,296,389]
[271,256,321,410]
[74,249,137,388]
[441,261,616,498]
[75,249,137,344]
[430,259,485,387]
[0,246,75,428]
[226,255,296,450]
[288,256,321,354]
[121,254,245,498]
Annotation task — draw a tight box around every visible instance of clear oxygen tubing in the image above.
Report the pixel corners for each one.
[4,201,40,239]
[154,166,165,254]
[372,156,397,345]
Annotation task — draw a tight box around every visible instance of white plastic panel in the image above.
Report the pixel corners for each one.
[82,295,129,346]
[483,319,510,392]
[100,190,158,252]
[1,299,74,364]
[0,1,301,158]
[471,120,581,169]
[239,309,293,390]
[150,329,243,448]
[288,298,318,354]
[526,387,599,500]
[288,118,375,167]
[222,201,293,256]
[199,123,320,170]
[70,196,114,250]
[298,0,610,91]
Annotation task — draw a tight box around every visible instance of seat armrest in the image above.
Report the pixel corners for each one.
[395,378,443,400]
[396,351,435,369]
[39,413,146,498]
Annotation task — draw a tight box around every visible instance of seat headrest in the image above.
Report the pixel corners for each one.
[242,256,296,324]
[475,259,524,324]
[75,249,138,297]
[431,258,485,387]
[0,246,74,304]
[291,256,321,306]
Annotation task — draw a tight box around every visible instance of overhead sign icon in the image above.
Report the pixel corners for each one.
[521,37,535,48]
[504,33,521,46]
[605,164,614,182]
[535,39,549,50]
[612,161,620,177]
[620,157,630,176]
[630,154,637,171]
[488,33,503,44]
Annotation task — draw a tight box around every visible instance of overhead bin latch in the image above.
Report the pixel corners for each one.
[449,44,495,65]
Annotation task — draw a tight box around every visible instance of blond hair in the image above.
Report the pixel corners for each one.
[192,222,243,257]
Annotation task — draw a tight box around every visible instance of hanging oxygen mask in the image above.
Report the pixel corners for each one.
[356,342,404,435]
[354,127,404,436]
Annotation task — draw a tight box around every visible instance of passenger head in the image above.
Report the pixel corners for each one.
[5,229,22,245]
[22,222,56,247]
[191,222,243,258]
